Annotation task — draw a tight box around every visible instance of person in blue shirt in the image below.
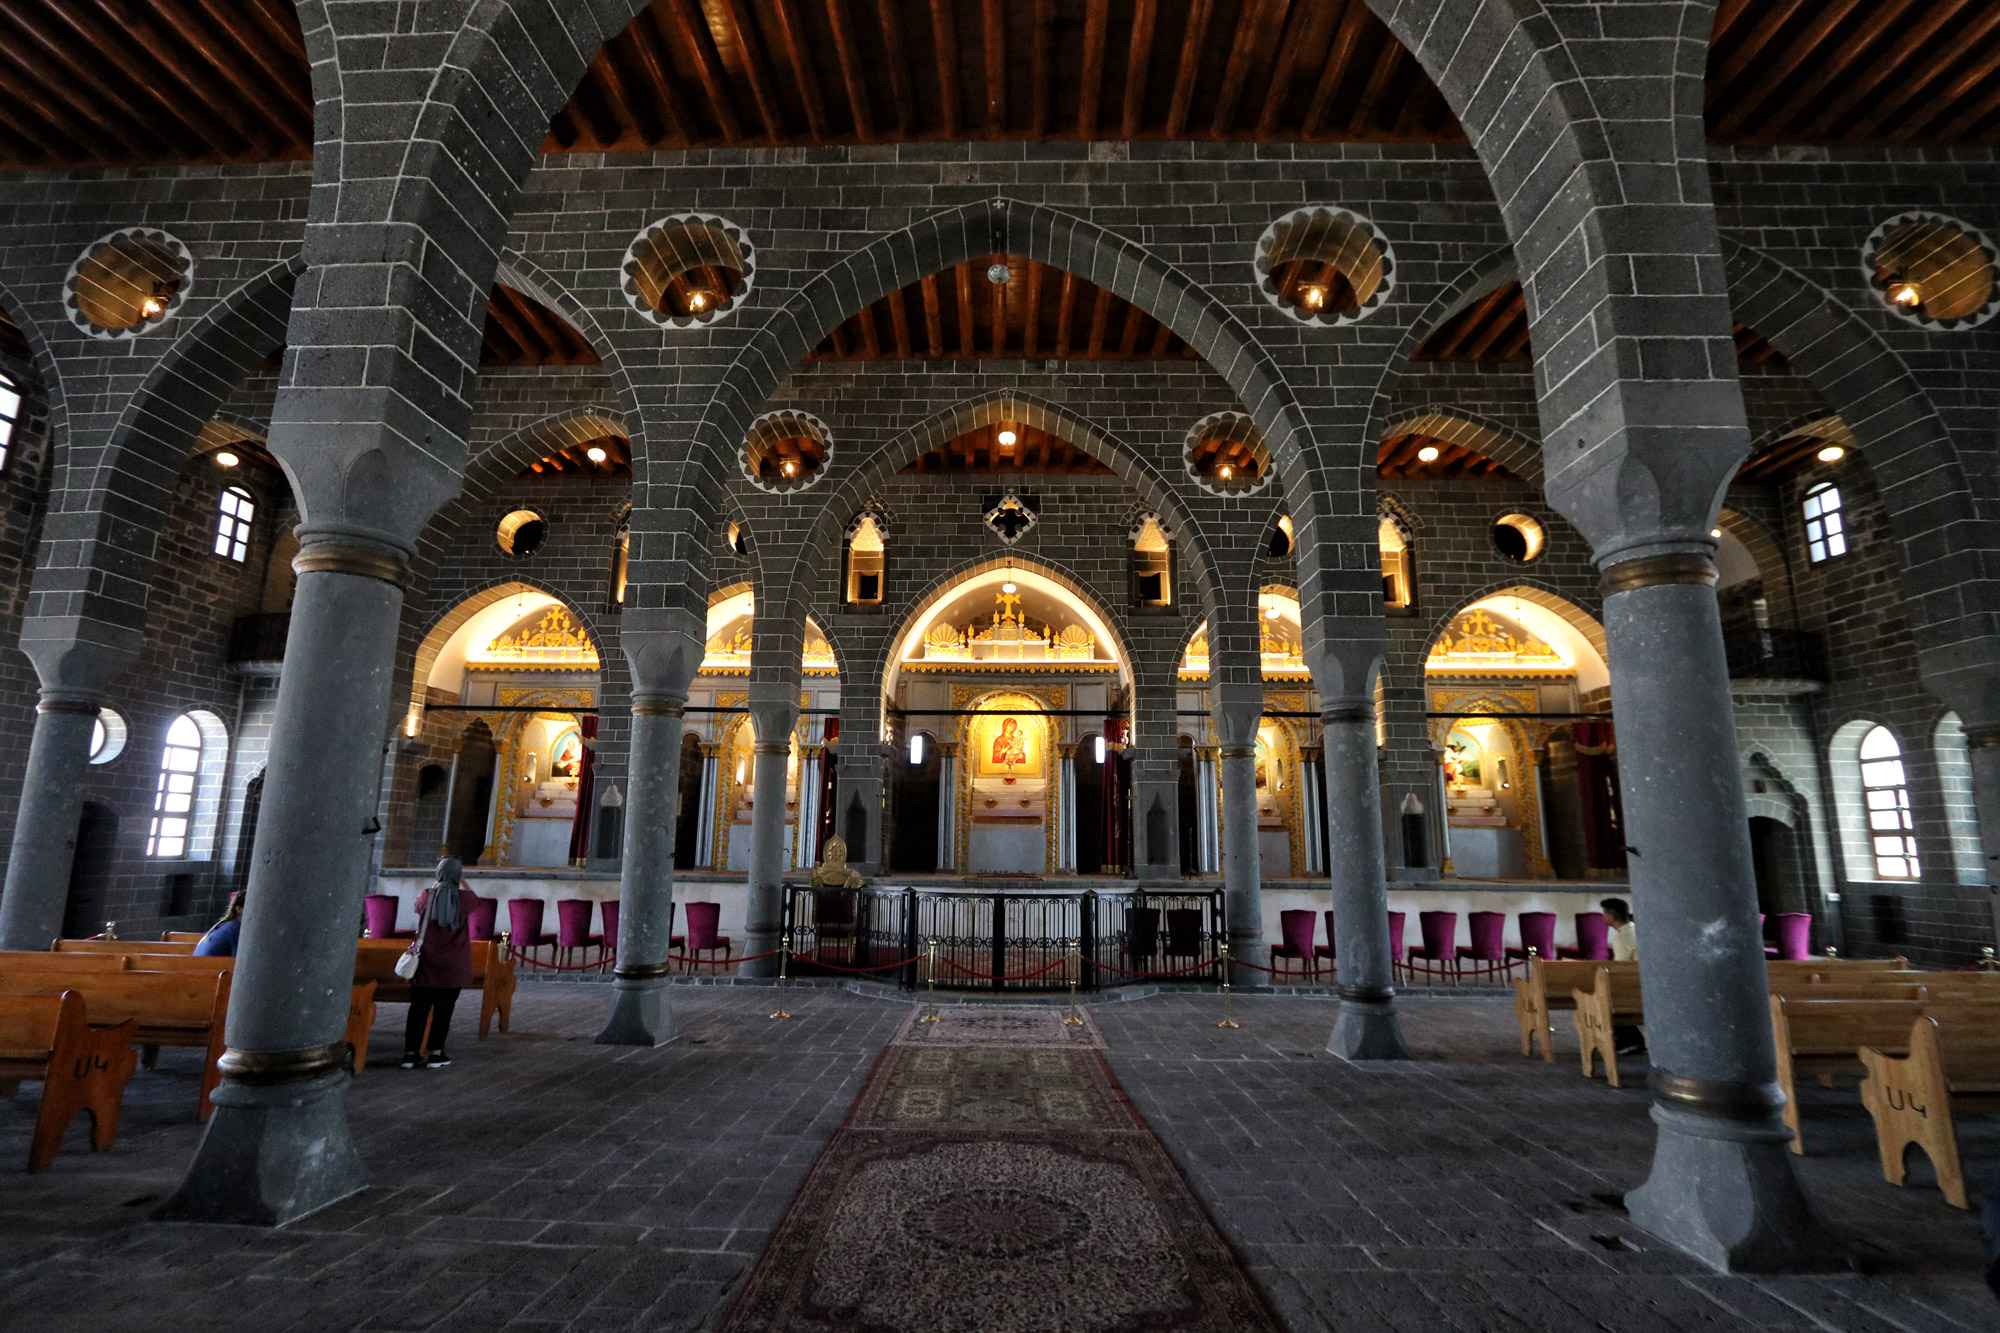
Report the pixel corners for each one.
[194,892,244,957]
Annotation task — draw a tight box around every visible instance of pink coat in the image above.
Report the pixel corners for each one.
[412,886,478,989]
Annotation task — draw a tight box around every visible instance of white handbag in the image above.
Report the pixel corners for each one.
[394,939,422,980]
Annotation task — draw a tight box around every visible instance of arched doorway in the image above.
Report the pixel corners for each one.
[63,803,118,940]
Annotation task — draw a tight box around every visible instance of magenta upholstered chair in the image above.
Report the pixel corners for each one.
[1271,909,1318,981]
[1507,911,1558,964]
[1457,910,1508,980]
[555,899,599,965]
[1559,912,1609,960]
[507,898,556,962]
[684,901,730,969]
[467,895,499,941]
[1314,910,1337,969]
[1772,912,1812,961]
[362,893,406,940]
[600,899,620,960]
[1409,910,1459,984]
[1387,910,1406,981]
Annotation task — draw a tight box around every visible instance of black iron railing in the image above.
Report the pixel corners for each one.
[1722,623,1825,681]
[782,885,1225,991]
[228,612,291,665]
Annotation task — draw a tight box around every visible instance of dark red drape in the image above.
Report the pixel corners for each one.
[1101,718,1128,874]
[819,718,840,858]
[567,714,597,864]
[1571,720,1627,871]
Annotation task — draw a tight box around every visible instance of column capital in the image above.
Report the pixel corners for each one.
[291,534,411,588]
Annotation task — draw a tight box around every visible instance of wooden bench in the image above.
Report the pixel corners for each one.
[0,951,131,975]
[160,932,205,943]
[1768,995,1931,1153]
[352,939,516,1054]
[0,969,230,1119]
[1765,957,1907,986]
[54,938,196,955]
[1514,958,1638,1061]
[1572,965,1646,1086]
[1861,1005,2000,1208]
[0,991,139,1170]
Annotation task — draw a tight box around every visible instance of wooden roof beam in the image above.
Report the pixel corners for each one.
[1711,0,1863,138]
[1022,260,1042,357]
[623,9,695,145]
[1210,0,1272,135]
[1303,0,1369,136]
[93,0,268,155]
[825,0,874,140]
[887,286,913,357]
[1752,0,1909,138]
[1031,0,1054,138]
[921,273,944,355]
[929,0,961,138]
[1256,0,1308,137]
[1121,0,1157,137]
[171,0,309,147]
[769,0,830,140]
[1346,29,1404,135]
[0,2,186,157]
[982,0,1006,133]
[1851,10,2000,139]
[1165,0,1214,137]
[668,0,746,143]
[1077,0,1108,136]
[874,0,915,137]
[956,264,976,354]
[714,0,789,141]
[1055,271,1077,356]
[1800,0,1968,139]
[989,270,1007,355]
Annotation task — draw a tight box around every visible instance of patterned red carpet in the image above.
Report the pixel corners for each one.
[720,1006,1282,1332]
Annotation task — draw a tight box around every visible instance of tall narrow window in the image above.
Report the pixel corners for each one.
[1131,513,1172,608]
[1803,482,1846,563]
[1859,725,1920,879]
[0,371,18,471]
[147,715,204,857]
[610,523,629,608]
[1379,517,1413,611]
[215,485,254,562]
[846,513,885,605]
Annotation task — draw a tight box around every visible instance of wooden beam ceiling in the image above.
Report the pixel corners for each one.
[516,434,634,479]
[808,256,1197,361]
[481,285,601,367]
[1377,431,1519,482]
[1414,281,1791,369]
[1734,432,1840,484]
[901,422,1115,473]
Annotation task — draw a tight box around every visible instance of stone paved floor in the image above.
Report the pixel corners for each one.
[0,982,1991,1331]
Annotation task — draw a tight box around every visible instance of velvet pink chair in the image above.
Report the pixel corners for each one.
[1314,910,1336,970]
[600,900,620,961]
[1408,910,1458,984]
[684,901,730,970]
[362,893,409,939]
[1387,910,1406,982]
[555,899,600,966]
[1271,909,1318,981]
[507,898,556,963]
[467,896,499,941]
[1771,912,1812,961]
[1506,911,1558,965]
[1457,910,1508,981]
[1559,912,1609,960]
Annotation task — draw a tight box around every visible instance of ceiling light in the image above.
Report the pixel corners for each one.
[997,429,1017,447]
[213,451,239,468]
[1417,445,1440,463]
[140,296,164,317]
[1887,280,1922,309]
[1265,605,1281,620]
[987,262,1011,285]
[1218,465,1233,480]
[781,460,797,476]
[1710,528,1722,539]
[1002,581,1017,594]
[687,290,710,312]
[586,445,608,463]
[1301,286,1326,310]
[1816,444,1845,463]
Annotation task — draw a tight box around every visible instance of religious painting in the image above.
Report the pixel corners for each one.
[550,728,584,780]
[970,709,1044,778]
[1444,729,1482,786]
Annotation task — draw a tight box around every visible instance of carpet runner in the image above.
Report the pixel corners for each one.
[719,1006,1282,1332]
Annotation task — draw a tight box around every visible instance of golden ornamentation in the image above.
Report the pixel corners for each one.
[472,607,598,669]
[1426,608,1567,675]
[802,631,838,672]
[808,835,864,889]
[924,622,969,659]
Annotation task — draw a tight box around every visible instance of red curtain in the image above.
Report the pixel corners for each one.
[1101,718,1129,874]
[566,714,597,864]
[1571,720,1626,871]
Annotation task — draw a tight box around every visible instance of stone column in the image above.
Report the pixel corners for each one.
[159,534,410,1225]
[1606,554,1836,1271]
[1128,747,1182,884]
[1955,718,2000,944]
[693,744,720,867]
[741,687,799,977]
[0,690,112,949]
[935,742,959,871]
[1212,684,1267,982]
[1322,699,1410,1059]
[1299,746,1325,877]
[597,606,704,1047]
[1194,746,1220,874]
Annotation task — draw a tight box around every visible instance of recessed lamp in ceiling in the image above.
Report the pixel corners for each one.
[997,428,1017,447]
[1417,445,1440,463]
[1002,581,1017,595]
[586,445,608,464]
[1218,464,1234,480]
[781,459,798,476]
[1302,285,1326,310]
[141,297,165,318]
[1817,444,1845,463]
[213,451,239,468]
[686,289,711,312]
[987,261,1011,285]
[1710,528,1722,539]
[1887,280,1922,309]
[1265,605,1281,620]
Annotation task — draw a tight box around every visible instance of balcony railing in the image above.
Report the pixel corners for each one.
[227,612,290,667]
[1723,623,1825,681]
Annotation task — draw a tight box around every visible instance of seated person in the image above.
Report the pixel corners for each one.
[194,892,244,957]
[1601,897,1643,1054]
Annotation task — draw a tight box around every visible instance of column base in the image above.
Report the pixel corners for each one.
[154,1068,364,1227]
[1327,992,1412,1060]
[1625,1102,1848,1273]
[738,927,780,979]
[596,972,680,1047]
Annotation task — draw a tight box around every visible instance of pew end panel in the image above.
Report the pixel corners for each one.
[1861,1008,2000,1209]
[0,991,139,1170]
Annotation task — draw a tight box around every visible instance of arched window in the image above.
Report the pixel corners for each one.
[215,485,255,562]
[1859,725,1920,879]
[1379,516,1413,611]
[147,711,228,859]
[846,512,885,605]
[1131,513,1172,609]
[0,370,18,470]
[1802,482,1846,563]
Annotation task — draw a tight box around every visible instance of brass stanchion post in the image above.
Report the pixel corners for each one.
[771,931,792,1019]
[921,937,941,1023]
[1064,939,1083,1026]
[1217,939,1238,1029]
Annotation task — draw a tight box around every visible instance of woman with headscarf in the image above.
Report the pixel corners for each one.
[404,857,478,1069]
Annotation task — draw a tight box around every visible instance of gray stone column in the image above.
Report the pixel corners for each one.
[0,692,110,949]
[1606,554,1836,1272]
[1212,684,1266,982]
[599,609,705,1046]
[1128,747,1181,884]
[1955,719,2000,944]
[741,687,799,977]
[1322,699,1410,1060]
[159,535,410,1226]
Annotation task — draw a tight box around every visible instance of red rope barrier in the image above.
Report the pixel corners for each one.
[1089,956,1222,979]
[938,954,1073,982]
[505,946,617,973]
[799,954,923,974]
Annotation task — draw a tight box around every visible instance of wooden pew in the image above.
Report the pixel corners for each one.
[54,938,196,956]
[1572,965,1646,1086]
[0,969,230,1119]
[1861,1005,2000,1208]
[0,951,130,974]
[1765,957,1907,986]
[0,991,138,1170]
[1514,958,1637,1060]
[161,932,205,943]
[1768,995,1930,1153]
[351,938,516,1053]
